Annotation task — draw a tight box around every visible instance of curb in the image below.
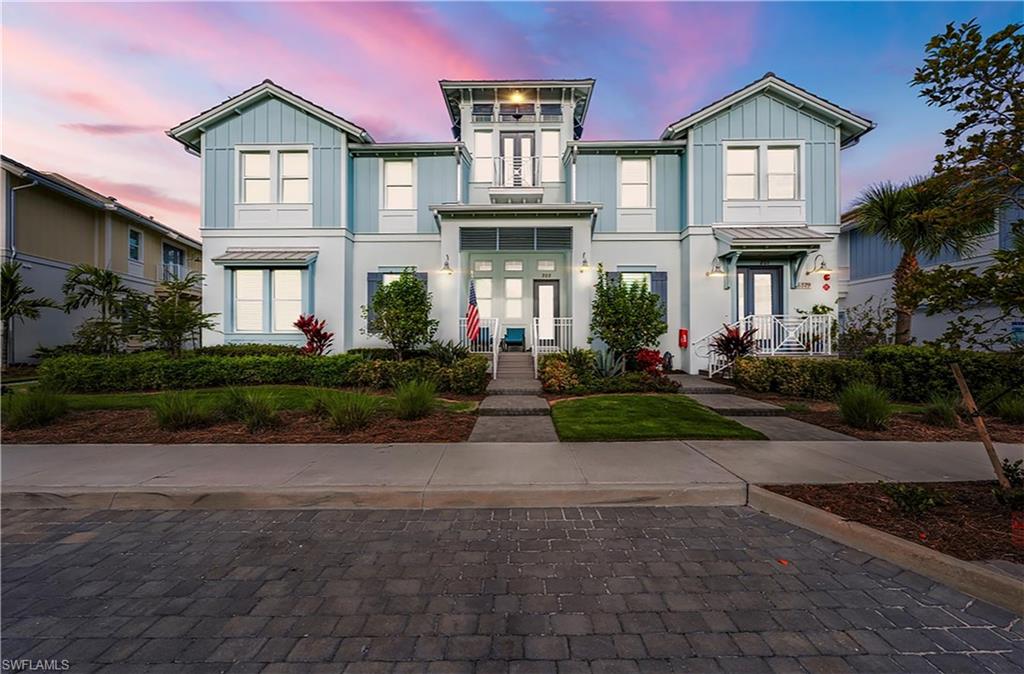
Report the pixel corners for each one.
[748,485,1024,615]
[1,483,747,511]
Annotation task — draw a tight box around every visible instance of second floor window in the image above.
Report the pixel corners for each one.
[766,147,798,200]
[128,230,142,262]
[242,152,271,203]
[279,152,310,203]
[239,148,310,204]
[620,158,651,208]
[541,130,561,182]
[473,130,493,182]
[384,160,414,210]
[726,145,800,201]
[726,147,758,200]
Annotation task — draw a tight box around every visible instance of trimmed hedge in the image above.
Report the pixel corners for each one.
[860,345,1024,403]
[38,352,362,392]
[193,343,302,357]
[733,346,1024,402]
[733,357,874,400]
[348,355,490,395]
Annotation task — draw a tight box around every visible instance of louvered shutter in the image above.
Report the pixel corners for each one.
[650,271,668,323]
[366,272,383,332]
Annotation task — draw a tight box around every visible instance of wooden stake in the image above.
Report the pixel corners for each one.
[951,363,1010,489]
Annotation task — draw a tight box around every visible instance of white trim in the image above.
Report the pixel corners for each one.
[834,125,842,224]
[686,133,694,226]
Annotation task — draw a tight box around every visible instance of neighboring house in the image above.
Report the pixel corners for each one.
[168,74,874,374]
[1,156,202,363]
[837,198,1023,346]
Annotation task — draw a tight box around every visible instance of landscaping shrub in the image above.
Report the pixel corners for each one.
[921,392,961,428]
[3,389,68,429]
[427,340,469,367]
[152,392,211,430]
[1001,459,1024,489]
[217,388,280,432]
[348,354,489,395]
[733,357,874,400]
[294,314,335,356]
[319,391,378,432]
[538,351,678,395]
[194,344,302,357]
[880,482,944,515]
[441,356,490,395]
[860,345,1024,403]
[346,348,429,361]
[838,382,892,430]
[633,348,663,374]
[593,350,625,378]
[37,352,363,392]
[993,393,1024,425]
[539,357,580,393]
[394,379,436,420]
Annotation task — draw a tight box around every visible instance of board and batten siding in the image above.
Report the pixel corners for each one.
[203,97,345,229]
[350,155,457,232]
[574,153,685,232]
[691,92,838,226]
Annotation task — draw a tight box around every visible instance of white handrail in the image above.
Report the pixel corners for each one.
[459,317,500,379]
[531,316,573,378]
[693,314,836,378]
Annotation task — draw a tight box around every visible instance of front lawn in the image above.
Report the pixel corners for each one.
[550,394,766,441]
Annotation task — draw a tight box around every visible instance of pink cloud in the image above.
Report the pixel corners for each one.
[62,123,165,136]
[68,175,200,220]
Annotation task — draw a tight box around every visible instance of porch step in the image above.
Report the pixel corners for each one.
[487,378,542,395]
[684,393,784,417]
[667,374,735,395]
[479,395,551,417]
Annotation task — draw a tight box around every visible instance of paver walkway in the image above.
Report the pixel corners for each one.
[2,506,1020,672]
[472,353,557,442]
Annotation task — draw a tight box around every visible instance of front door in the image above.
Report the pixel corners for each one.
[738,266,783,347]
[533,280,560,346]
[500,132,535,187]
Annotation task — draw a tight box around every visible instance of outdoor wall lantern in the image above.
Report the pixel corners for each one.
[705,259,727,277]
[579,252,590,274]
[806,254,832,275]
[442,255,453,276]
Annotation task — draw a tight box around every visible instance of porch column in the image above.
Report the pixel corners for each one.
[570,217,593,348]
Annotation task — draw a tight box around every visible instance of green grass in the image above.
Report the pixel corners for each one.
[551,394,766,441]
[2,385,476,415]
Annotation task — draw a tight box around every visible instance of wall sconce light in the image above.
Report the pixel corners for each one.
[442,255,453,276]
[806,254,832,275]
[509,90,525,104]
[705,259,727,277]
[579,252,590,274]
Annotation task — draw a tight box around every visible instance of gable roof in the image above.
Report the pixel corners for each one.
[167,80,373,153]
[660,72,875,147]
[2,155,201,249]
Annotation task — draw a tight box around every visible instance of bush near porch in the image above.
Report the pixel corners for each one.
[733,345,1024,403]
[347,355,490,395]
[538,350,680,395]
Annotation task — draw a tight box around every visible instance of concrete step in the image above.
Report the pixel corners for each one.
[488,378,542,395]
[668,373,735,395]
[469,416,558,442]
[684,393,784,417]
[479,395,551,417]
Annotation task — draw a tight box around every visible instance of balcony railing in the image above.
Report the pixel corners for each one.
[694,314,836,377]
[459,316,500,379]
[493,156,541,189]
[531,316,573,377]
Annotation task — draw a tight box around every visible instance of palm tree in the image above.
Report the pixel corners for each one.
[851,176,995,344]
[1,261,58,364]
[62,264,137,355]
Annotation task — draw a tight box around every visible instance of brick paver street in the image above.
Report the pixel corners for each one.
[2,507,1021,673]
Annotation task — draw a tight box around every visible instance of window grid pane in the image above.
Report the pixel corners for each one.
[766,147,798,200]
[726,148,758,200]
[234,270,264,332]
[473,131,493,182]
[279,152,308,178]
[242,152,270,178]
[243,178,271,203]
[620,159,651,207]
[281,178,309,203]
[129,232,141,261]
[621,184,650,208]
[385,185,414,210]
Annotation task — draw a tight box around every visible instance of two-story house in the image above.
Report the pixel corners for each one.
[1,155,202,364]
[169,74,873,374]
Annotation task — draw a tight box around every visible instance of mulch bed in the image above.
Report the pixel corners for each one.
[736,390,1024,443]
[3,409,476,444]
[767,481,1023,564]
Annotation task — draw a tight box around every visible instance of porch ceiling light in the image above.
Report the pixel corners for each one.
[579,252,590,274]
[442,254,454,276]
[806,254,831,275]
[509,90,525,104]
[706,259,727,277]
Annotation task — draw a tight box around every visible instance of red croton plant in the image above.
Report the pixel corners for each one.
[634,348,664,374]
[294,314,335,356]
[710,324,758,361]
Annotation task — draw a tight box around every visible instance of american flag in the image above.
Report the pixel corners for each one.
[466,278,480,342]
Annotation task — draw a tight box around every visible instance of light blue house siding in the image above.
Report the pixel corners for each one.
[574,152,685,232]
[349,155,456,232]
[203,97,345,229]
[1000,198,1022,250]
[691,92,838,226]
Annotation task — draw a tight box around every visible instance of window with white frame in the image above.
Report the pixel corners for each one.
[475,278,492,318]
[234,269,264,332]
[766,147,798,200]
[620,158,651,208]
[504,260,524,272]
[505,278,523,318]
[128,230,142,262]
[383,160,414,210]
[537,260,555,272]
[272,269,303,332]
[241,151,272,203]
[382,273,403,286]
[541,130,561,182]
[279,151,310,203]
[725,147,758,200]
[620,271,651,288]
[474,260,493,272]
[473,130,493,182]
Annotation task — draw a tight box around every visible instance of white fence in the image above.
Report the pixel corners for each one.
[531,317,573,377]
[459,317,500,379]
[694,314,836,378]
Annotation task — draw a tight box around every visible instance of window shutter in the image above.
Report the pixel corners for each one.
[366,272,383,332]
[414,272,428,289]
[650,271,668,322]
[605,271,621,284]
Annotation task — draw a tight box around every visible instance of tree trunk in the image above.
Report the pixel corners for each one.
[892,250,920,345]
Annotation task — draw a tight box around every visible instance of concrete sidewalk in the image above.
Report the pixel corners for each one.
[2,440,1019,509]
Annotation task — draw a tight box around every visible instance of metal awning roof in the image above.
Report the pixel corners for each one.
[212,248,318,265]
[714,225,831,246]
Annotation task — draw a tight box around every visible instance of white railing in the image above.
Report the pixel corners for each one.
[459,317,500,379]
[493,156,540,189]
[531,316,573,378]
[693,314,836,378]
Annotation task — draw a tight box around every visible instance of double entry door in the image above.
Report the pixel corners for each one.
[500,132,535,187]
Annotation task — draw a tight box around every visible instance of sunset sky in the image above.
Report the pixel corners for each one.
[3,1,1019,239]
